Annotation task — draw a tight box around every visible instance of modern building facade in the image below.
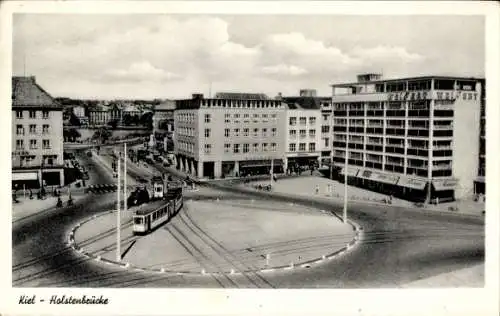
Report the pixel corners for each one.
[174,93,287,179]
[474,78,486,194]
[282,93,323,172]
[12,76,64,189]
[331,74,483,203]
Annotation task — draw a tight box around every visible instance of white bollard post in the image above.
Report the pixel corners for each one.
[160,267,165,273]
[290,262,294,269]
[201,269,206,275]
[322,255,326,260]
[266,254,270,266]
[230,269,235,275]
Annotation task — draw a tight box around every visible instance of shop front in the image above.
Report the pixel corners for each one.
[239,159,283,177]
[356,169,400,196]
[12,171,40,190]
[396,175,428,202]
[474,176,485,195]
[431,178,457,203]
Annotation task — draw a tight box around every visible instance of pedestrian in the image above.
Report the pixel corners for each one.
[315,184,319,195]
[326,184,331,195]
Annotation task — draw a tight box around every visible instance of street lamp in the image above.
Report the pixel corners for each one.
[116,151,121,262]
[343,115,349,223]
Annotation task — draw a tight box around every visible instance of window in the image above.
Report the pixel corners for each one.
[204,144,211,154]
[29,124,37,134]
[271,114,277,118]
[323,114,329,121]
[272,128,277,137]
[244,114,250,118]
[289,130,296,137]
[309,129,316,137]
[262,143,268,152]
[289,117,297,126]
[204,114,211,123]
[253,114,259,118]
[243,128,249,136]
[300,130,306,138]
[42,124,49,134]
[253,128,258,137]
[30,139,37,149]
[16,124,24,135]
[224,114,230,123]
[309,117,316,125]
[16,111,23,119]
[29,110,37,119]
[321,126,330,133]
[289,143,296,152]
[324,138,330,147]
[233,143,240,153]
[16,139,24,150]
[234,114,240,118]
[299,143,306,151]
[262,114,268,118]
[309,143,316,152]
[234,128,240,137]
[262,128,267,137]
[253,143,259,152]
[224,143,231,153]
[271,143,276,152]
[42,139,50,149]
[42,111,49,119]
[224,128,230,137]
[299,117,307,125]
[204,128,211,138]
[243,143,249,153]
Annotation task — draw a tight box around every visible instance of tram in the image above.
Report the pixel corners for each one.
[132,186,183,235]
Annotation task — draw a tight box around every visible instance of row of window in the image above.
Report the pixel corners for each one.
[16,124,51,135]
[289,117,317,126]
[15,110,51,119]
[223,128,277,138]
[289,129,317,137]
[218,143,277,154]
[288,143,316,152]
[15,139,52,150]
[178,113,279,124]
[14,154,58,166]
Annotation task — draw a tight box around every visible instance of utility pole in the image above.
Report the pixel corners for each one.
[343,114,349,223]
[124,143,127,214]
[116,154,121,262]
[270,157,274,186]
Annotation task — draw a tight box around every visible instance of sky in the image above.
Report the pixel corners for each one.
[13,14,484,100]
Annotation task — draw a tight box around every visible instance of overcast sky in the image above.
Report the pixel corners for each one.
[13,14,484,99]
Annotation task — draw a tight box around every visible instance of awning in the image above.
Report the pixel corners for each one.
[397,175,427,190]
[239,159,283,168]
[432,178,458,191]
[475,176,485,183]
[340,167,359,177]
[12,172,38,181]
[358,169,399,185]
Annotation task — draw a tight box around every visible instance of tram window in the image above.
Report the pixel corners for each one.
[134,217,143,224]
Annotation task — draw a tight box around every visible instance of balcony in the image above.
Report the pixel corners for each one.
[433,124,453,130]
[432,163,452,170]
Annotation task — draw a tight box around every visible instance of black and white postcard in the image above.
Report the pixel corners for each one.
[1,1,499,316]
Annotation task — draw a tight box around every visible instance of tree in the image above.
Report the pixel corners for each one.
[63,128,81,142]
[69,113,81,126]
[140,112,154,130]
[92,127,112,144]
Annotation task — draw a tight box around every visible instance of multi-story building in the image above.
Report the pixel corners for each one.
[174,93,287,179]
[331,73,483,203]
[12,76,64,189]
[282,92,323,172]
[72,105,89,126]
[88,106,110,126]
[474,79,486,195]
[153,100,176,152]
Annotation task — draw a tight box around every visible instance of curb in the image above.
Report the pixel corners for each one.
[69,204,362,277]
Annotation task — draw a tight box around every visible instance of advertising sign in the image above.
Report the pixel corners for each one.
[433,178,458,191]
[340,167,359,177]
[398,176,427,190]
[12,172,38,181]
[359,169,399,184]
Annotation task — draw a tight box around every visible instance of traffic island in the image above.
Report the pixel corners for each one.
[69,198,361,276]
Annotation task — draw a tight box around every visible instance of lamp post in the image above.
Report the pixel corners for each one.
[116,153,121,262]
[343,115,349,223]
[124,143,127,214]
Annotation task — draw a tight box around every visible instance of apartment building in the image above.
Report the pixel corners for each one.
[12,76,64,189]
[174,93,287,179]
[282,92,323,172]
[331,73,483,203]
[474,79,486,194]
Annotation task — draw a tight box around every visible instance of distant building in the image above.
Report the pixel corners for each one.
[174,93,287,179]
[474,78,485,194]
[72,105,89,126]
[153,100,176,133]
[331,73,484,203]
[88,105,110,126]
[12,76,64,189]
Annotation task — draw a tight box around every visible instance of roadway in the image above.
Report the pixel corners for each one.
[12,150,485,288]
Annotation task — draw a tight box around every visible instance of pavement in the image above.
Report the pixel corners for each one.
[12,193,85,223]
[248,176,484,216]
[73,198,355,274]
[402,263,484,288]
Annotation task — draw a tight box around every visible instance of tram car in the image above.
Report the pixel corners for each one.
[132,187,183,234]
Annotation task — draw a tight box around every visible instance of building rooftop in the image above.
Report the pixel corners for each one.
[12,76,62,109]
[283,96,323,110]
[155,100,176,111]
[214,92,269,100]
[331,75,485,88]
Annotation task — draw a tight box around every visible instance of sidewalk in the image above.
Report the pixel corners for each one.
[402,264,484,288]
[12,192,85,223]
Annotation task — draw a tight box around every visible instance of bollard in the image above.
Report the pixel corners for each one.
[266,253,270,266]
[290,262,294,269]
[216,198,220,202]
[96,256,101,261]
[322,255,326,260]
[201,269,206,275]
[230,269,235,275]
[160,267,165,273]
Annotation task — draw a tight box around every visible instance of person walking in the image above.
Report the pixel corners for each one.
[315,184,319,195]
